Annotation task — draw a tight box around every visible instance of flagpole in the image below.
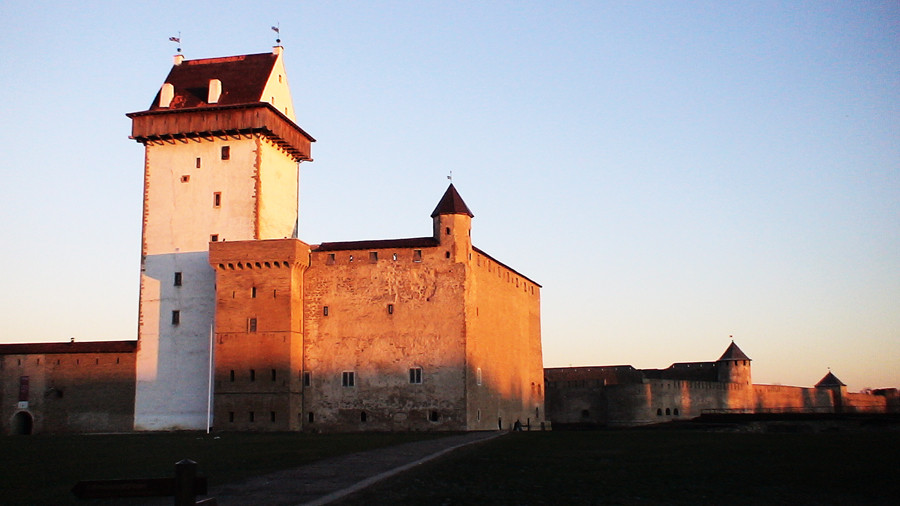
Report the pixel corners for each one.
[206,323,214,434]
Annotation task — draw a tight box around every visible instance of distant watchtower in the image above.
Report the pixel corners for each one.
[127,46,314,430]
[717,341,751,385]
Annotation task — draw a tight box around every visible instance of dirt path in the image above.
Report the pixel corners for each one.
[194,431,502,506]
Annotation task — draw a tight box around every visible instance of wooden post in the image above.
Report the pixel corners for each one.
[174,459,197,506]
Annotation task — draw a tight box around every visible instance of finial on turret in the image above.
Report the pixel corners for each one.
[271,23,281,44]
[447,170,453,183]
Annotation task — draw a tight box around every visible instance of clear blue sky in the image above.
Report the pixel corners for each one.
[1,1,897,392]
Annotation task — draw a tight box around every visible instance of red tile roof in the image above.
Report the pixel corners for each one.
[718,341,751,361]
[148,52,278,110]
[431,184,474,218]
[314,237,439,252]
[0,341,137,355]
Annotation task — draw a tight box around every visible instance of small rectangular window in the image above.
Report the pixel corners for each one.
[180,175,190,183]
[308,412,315,423]
[323,306,329,316]
[248,318,257,333]
[210,234,219,242]
[369,251,378,263]
[229,370,235,382]
[213,192,221,208]
[271,369,277,381]
[392,253,398,261]
[249,411,255,422]
[342,371,355,387]
[409,367,423,384]
[251,287,257,298]
[302,371,311,387]
[387,304,394,315]
[326,253,335,265]
[221,146,230,160]
[196,157,201,168]
[171,310,180,325]
[476,367,482,386]
[174,272,182,286]
[250,369,256,382]
[413,250,422,262]
[270,411,276,422]
[228,411,234,423]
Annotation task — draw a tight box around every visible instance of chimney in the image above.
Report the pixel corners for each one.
[174,53,184,65]
[159,83,174,108]
[208,79,222,104]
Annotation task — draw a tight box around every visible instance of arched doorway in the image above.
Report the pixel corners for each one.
[11,411,33,435]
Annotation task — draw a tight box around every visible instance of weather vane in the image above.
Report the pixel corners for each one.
[169,32,182,53]
[272,23,281,44]
[447,170,453,183]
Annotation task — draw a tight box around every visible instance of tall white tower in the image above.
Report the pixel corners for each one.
[127,47,314,430]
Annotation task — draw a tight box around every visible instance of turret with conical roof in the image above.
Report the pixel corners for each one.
[432,184,473,263]
[717,340,752,385]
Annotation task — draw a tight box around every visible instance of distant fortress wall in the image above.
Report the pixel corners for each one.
[545,343,897,428]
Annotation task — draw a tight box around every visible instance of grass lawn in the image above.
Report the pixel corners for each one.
[337,429,900,505]
[0,431,447,505]
[3,428,898,505]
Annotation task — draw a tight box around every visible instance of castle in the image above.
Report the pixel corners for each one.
[0,46,545,434]
[545,341,898,427]
[1,46,894,435]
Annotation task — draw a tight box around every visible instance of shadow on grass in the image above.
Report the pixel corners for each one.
[0,431,450,505]
[335,429,900,505]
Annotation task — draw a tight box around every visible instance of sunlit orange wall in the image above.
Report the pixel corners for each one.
[1,351,135,434]
[466,246,544,430]
[209,239,308,431]
[303,241,468,431]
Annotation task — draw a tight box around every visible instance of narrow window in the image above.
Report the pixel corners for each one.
[409,367,423,384]
[360,411,367,423]
[221,146,230,160]
[210,234,219,242]
[171,310,180,325]
[413,250,422,262]
[326,253,335,265]
[229,370,235,382]
[369,251,378,263]
[196,157,201,168]
[392,253,398,261]
[476,367,482,386]
[582,409,590,419]
[308,412,315,423]
[180,175,190,183]
[445,227,450,235]
[476,409,481,422]
[251,287,257,298]
[429,411,440,422]
[228,411,234,423]
[271,369,277,381]
[674,408,680,416]
[445,251,450,259]
[387,304,394,315]
[349,254,354,263]
[302,371,310,387]
[342,371,355,387]
[270,411,276,422]
[174,272,182,286]
[657,408,663,416]
[213,192,221,208]
[250,369,256,381]
[666,408,671,415]
[249,411,255,422]
[323,306,329,316]
[248,318,257,333]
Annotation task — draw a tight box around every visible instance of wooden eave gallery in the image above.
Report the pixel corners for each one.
[126,103,315,161]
